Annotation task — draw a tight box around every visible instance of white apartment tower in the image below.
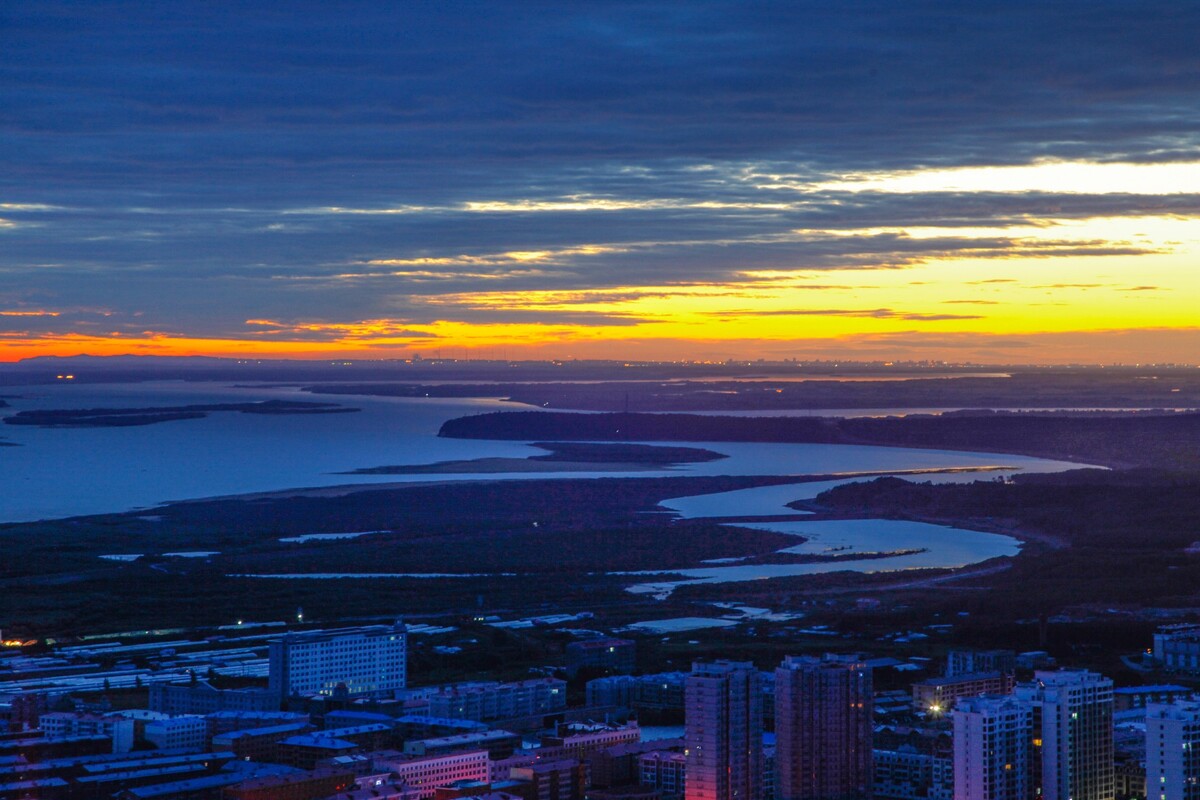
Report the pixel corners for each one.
[686,660,764,800]
[952,694,1033,800]
[1014,669,1114,800]
[268,623,407,702]
[1146,701,1200,800]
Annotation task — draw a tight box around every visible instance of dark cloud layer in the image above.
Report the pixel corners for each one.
[1,2,1197,342]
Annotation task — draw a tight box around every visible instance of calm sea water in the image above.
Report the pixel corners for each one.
[0,381,1086,523]
[0,382,534,521]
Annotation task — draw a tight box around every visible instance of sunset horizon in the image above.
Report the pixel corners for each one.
[4,4,1199,365]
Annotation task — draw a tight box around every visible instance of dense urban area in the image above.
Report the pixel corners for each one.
[5,605,1200,799]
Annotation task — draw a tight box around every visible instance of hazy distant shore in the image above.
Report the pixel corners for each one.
[438,409,1200,470]
[2,399,358,428]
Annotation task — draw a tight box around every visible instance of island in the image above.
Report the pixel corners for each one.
[437,409,1200,469]
[3,399,360,428]
[340,441,728,475]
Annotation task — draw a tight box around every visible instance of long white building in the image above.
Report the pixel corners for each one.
[268,623,407,702]
[426,678,567,722]
[39,712,135,753]
[372,749,491,799]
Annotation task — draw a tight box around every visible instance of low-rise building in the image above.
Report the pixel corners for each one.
[276,735,361,770]
[39,712,135,753]
[510,759,587,800]
[637,751,685,799]
[873,725,953,800]
[206,710,311,737]
[212,722,315,761]
[945,650,1016,678]
[274,724,392,768]
[565,640,635,677]
[149,680,277,716]
[536,723,640,762]
[142,716,208,753]
[585,787,661,800]
[1113,684,1192,711]
[224,767,355,800]
[1154,625,1200,673]
[911,672,1015,714]
[585,674,686,713]
[587,739,683,789]
[427,679,567,723]
[404,730,522,760]
[394,716,490,742]
[372,749,492,799]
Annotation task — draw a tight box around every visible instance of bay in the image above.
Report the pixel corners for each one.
[0,381,1087,523]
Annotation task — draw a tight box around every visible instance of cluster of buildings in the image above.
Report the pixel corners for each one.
[676,648,1200,800]
[9,622,1200,799]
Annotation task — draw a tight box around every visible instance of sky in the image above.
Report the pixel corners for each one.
[2,1,1199,364]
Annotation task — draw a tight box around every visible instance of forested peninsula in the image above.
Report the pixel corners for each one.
[439,410,1200,470]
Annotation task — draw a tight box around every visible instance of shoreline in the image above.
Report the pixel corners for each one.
[170,464,1022,506]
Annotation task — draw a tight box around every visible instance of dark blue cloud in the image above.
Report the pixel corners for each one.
[1,1,1197,340]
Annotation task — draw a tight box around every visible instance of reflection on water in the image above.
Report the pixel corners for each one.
[661,469,1032,519]
[0,381,1089,523]
[622,519,1020,597]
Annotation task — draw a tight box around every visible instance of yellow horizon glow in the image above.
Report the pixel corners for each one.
[6,160,1200,364]
[808,160,1200,195]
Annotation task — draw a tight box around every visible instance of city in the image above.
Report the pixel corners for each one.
[7,610,1200,798]
[4,1,1200,799]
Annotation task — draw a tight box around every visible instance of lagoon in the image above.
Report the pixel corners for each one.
[622,518,1022,597]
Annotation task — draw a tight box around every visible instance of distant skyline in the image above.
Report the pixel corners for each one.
[3,2,1199,364]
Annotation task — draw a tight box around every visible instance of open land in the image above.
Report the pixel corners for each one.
[0,423,1192,688]
[0,474,815,637]
[2,366,1198,685]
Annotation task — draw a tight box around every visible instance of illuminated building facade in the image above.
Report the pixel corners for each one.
[268,623,407,702]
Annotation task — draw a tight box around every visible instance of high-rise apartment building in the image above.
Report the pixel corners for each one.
[1146,700,1200,799]
[686,660,763,800]
[952,694,1033,800]
[1014,669,1114,800]
[774,654,872,800]
[268,623,407,703]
